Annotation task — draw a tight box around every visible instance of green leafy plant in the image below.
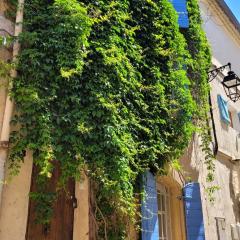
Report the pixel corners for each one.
[184,0,217,200]
[7,0,212,238]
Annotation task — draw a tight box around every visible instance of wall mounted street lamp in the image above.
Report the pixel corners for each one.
[208,63,240,102]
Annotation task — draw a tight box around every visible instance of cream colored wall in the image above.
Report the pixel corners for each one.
[0,151,33,240]
[195,155,240,240]
[73,175,90,240]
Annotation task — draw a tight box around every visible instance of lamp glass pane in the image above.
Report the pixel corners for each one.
[224,79,238,87]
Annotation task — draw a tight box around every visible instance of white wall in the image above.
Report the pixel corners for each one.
[200,1,240,76]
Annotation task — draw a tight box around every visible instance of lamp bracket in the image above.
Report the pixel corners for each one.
[208,63,231,82]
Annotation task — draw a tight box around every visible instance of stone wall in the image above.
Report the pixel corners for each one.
[181,1,240,239]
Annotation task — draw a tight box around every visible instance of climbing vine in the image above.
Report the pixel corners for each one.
[183,0,216,200]
[7,0,212,238]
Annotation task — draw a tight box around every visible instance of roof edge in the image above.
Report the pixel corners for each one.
[217,0,240,34]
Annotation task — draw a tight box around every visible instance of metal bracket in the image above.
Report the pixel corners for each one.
[208,63,231,82]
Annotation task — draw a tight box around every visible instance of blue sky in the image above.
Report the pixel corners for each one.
[224,0,240,22]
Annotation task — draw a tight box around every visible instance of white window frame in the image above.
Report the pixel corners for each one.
[157,184,172,240]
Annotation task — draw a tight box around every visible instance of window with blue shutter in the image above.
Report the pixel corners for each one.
[169,0,189,28]
[217,95,231,124]
[183,182,205,240]
[141,171,159,240]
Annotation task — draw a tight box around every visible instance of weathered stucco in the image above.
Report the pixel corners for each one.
[0,151,33,240]
[73,175,90,240]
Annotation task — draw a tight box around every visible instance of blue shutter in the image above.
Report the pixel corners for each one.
[183,183,205,240]
[169,0,189,28]
[141,171,159,240]
[217,95,230,124]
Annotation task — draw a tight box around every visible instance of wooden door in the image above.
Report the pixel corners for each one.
[26,163,75,240]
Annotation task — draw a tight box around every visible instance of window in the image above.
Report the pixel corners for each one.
[217,95,231,124]
[169,0,189,28]
[141,174,187,240]
[157,184,172,240]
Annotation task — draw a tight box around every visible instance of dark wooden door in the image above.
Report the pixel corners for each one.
[26,163,75,240]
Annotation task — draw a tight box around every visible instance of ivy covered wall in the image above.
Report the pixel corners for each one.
[7,0,211,238]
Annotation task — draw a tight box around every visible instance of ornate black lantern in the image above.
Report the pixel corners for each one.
[222,71,240,102]
[208,63,240,102]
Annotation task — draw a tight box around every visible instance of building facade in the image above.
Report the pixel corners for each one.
[0,0,240,240]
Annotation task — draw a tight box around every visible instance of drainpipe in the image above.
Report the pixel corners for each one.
[208,92,218,156]
[0,0,24,207]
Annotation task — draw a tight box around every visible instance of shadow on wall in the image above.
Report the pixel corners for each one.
[180,133,200,182]
[229,160,240,223]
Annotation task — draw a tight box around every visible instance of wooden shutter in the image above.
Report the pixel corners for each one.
[183,182,205,240]
[217,95,231,124]
[141,171,159,240]
[26,163,75,240]
[169,0,190,28]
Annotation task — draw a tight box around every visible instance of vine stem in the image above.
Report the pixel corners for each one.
[95,198,108,240]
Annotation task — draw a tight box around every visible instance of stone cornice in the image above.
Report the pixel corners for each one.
[202,0,240,46]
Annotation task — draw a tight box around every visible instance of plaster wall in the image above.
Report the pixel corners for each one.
[0,151,33,240]
[200,0,240,76]
[199,157,238,240]
[73,176,90,240]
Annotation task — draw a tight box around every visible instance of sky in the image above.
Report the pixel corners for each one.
[224,0,240,22]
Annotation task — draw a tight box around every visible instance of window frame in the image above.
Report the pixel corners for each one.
[157,184,172,240]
